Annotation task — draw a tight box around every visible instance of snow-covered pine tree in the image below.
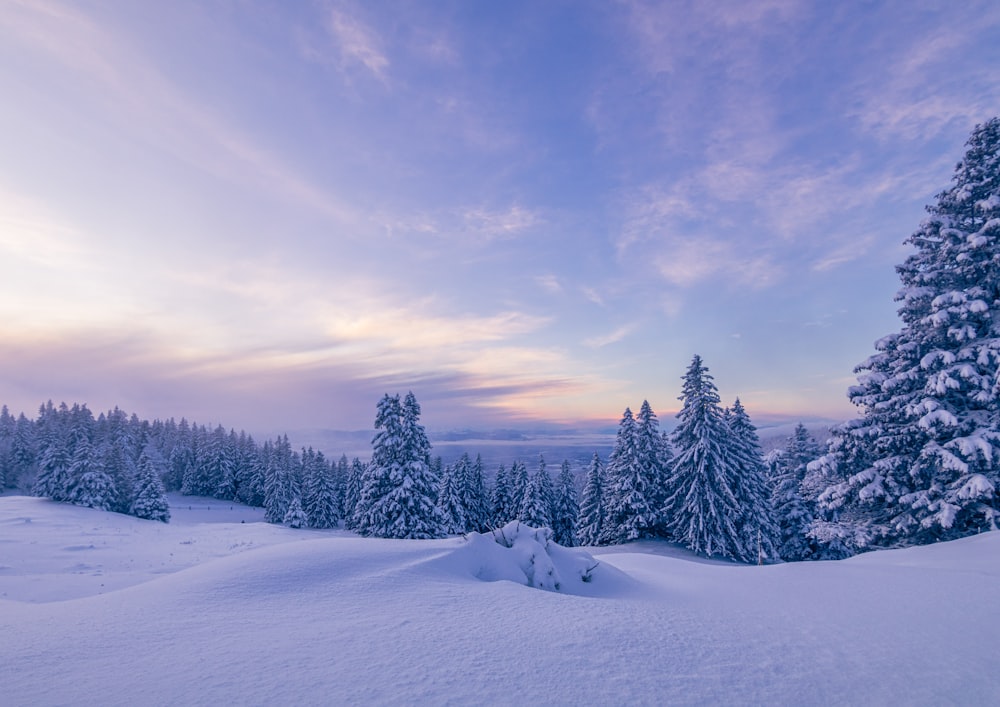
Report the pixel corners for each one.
[490,463,511,526]
[576,452,606,546]
[181,425,214,497]
[818,118,1000,549]
[537,455,556,522]
[263,436,296,524]
[519,459,552,528]
[302,448,340,529]
[601,407,659,544]
[283,496,308,528]
[131,448,170,522]
[460,453,490,533]
[436,463,466,534]
[35,432,71,502]
[164,419,192,492]
[769,423,822,560]
[98,434,136,515]
[665,355,749,561]
[355,392,444,539]
[98,407,138,514]
[235,433,267,508]
[333,454,349,519]
[726,398,779,563]
[10,413,37,490]
[0,406,12,489]
[551,460,579,546]
[343,457,365,529]
[66,434,116,511]
[206,425,237,501]
[635,400,671,536]
[509,460,529,520]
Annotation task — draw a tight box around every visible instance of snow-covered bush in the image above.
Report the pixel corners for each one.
[461,521,601,592]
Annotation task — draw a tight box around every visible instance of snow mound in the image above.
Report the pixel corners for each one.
[444,521,634,596]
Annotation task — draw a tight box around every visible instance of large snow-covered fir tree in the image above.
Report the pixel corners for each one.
[576,452,606,546]
[816,118,1000,549]
[665,356,751,562]
[354,393,445,539]
[601,407,660,544]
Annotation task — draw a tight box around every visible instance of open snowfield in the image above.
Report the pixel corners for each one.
[2,495,998,706]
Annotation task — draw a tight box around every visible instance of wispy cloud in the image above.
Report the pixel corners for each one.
[535,274,562,294]
[847,7,1000,142]
[584,323,638,349]
[462,204,543,241]
[324,5,390,82]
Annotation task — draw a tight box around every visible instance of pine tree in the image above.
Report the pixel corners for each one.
[343,457,365,529]
[818,118,1000,549]
[519,459,552,528]
[355,392,444,539]
[767,423,823,560]
[509,460,529,519]
[490,464,512,526]
[576,452,607,546]
[601,408,659,543]
[302,448,340,529]
[635,400,671,536]
[665,355,749,561]
[66,435,116,511]
[726,399,779,562]
[264,437,296,524]
[333,454,349,519]
[35,434,72,502]
[436,463,466,534]
[551,460,579,546]
[283,496,308,528]
[131,448,171,522]
[10,413,37,490]
[460,453,490,532]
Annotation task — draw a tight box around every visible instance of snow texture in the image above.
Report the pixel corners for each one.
[3,494,999,705]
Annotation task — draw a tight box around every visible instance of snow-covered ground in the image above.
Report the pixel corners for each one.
[2,495,998,705]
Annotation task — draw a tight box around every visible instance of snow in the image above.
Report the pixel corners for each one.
[2,495,1000,705]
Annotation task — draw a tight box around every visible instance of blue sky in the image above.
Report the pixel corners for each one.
[1,0,998,435]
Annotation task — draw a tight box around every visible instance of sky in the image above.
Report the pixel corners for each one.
[1,0,999,437]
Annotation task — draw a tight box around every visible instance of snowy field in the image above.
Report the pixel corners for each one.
[2,495,998,706]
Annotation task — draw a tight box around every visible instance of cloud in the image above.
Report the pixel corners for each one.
[461,204,543,241]
[324,6,390,81]
[535,274,562,294]
[584,324,638,349]
[847,8,1000,142]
